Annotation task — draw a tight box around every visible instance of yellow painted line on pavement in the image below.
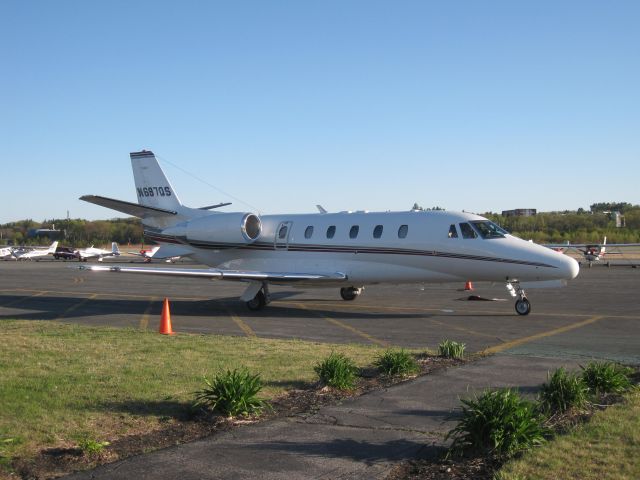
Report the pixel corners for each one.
[225,307,256,337]
[479,315,606,356]
[277,300,640,320]
[139,296,156,330]
[297,303,389,347]
[0,288,207,302]
[56,294,98,320]
[0,290,49,309]
[427,317,497,340]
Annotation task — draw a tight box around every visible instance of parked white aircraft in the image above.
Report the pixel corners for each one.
[80,150,579,315]
[545,237,640,266]
[14,241,59,260]
[76,242,120,262]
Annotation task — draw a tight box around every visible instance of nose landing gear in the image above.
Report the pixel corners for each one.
[340,286,363,301]
[506,281,531,316]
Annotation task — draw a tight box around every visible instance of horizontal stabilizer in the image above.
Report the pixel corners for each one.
[80,195,177,218]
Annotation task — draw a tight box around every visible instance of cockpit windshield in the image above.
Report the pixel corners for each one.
[470,221,508,239]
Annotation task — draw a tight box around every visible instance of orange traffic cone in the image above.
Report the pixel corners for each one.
[159,298,175,335]
[464,281,474,291]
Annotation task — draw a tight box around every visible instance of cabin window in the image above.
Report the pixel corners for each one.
[448,224,458,238]
[470,221,507,239]
[349,225,359,239]
[373,225,383,239]
[304,226,314,239]
[398,224,408,239]
[326,225,336,239]
[278,225,288,239]
[459,222,477,239]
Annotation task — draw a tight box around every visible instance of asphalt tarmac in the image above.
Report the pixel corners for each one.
[1,259,638,362]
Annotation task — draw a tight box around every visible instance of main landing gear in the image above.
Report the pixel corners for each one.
[506,281,531,316]
[340,286,363,301]
[242,282,271,311]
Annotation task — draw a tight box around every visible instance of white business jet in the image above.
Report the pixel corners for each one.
[80,151,579,315]
[14,241,58,260]
[76,242,120,262]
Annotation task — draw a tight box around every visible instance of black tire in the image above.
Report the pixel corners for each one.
[246,290,266,311]
[340,287,359,301]
[515,298,531,316]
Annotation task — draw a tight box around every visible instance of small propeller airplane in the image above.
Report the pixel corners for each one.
[76,242,121,262]
[79,150,580,315]
[544,237,640,266]
[128,246,180,263]
[14,241,59,260]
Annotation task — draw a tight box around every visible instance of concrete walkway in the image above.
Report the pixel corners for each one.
[65,354,577,480]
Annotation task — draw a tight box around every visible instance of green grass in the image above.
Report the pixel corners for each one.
[446,388,547,459]
[314,352,360,390]
[539,367,589,413]
[373,349,419,376]
[438,339,466,359]
[0,320,384,465]
[581,361,634,395]
[194,368,268,417]
[498,390,640,480]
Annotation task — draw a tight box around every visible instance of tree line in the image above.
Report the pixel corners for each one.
[2,202,640,247]
[0,218,144,247]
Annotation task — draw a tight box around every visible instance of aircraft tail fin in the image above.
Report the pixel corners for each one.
[130,151,182,211]
[112,242,120,255]
[601,236,606,255]
[48,241,59,253]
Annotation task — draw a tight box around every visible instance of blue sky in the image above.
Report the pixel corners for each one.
[1,1,639,223]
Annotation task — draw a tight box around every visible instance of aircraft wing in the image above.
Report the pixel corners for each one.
[544,242,640,248]
[79,265,347,283]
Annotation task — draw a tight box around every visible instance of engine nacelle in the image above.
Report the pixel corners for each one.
[164,212,262,245]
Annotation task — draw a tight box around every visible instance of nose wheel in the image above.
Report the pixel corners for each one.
[340,286,363,301]
[507,281,531,316]
[515,297,531,315]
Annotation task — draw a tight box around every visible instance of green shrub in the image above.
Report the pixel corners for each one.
[194,368,268,417]
[374,349,419,376]
[438,339,466,359]
[539,368,589,413]
[581,361,634,395]
[78,438,110,455]
[447,388,546,459]
[314,352,359,390]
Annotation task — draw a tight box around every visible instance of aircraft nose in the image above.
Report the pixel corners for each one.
[559,255,580,280]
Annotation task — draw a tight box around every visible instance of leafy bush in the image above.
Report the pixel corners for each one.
[447,388,546,459]
[194,368,268,417]
[438,340,466,359]
[581,361,634,395]
[78,438,110,455]
[314,352,359,390]
[374,349,419,376]
[539,368,589,413]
